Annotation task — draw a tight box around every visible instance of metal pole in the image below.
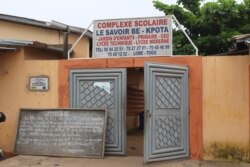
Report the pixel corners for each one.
[67,21,94,59]
[172,15,199,56]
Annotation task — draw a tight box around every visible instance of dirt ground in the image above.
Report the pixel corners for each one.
[1,133,248,167]
[0,155,249,167]
[127,129,143,156]
[0,126,248,167]
[0,131,248,167]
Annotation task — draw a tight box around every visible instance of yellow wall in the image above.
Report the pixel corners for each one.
[202,56,250,161]
[68,33,90,59]
[0,20,90,58]
[0,49,59,152]
[0,21,62,44]
[0,52,249,159]
[24,47,61,60]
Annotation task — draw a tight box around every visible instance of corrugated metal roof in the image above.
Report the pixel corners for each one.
[0,46,16,52]
[232,34,250,40]
[246,39,250,45]
[0,39,64,53]
[0,13,92,38]
[0,39,33,46]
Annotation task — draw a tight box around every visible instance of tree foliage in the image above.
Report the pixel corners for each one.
[153,0,250,55]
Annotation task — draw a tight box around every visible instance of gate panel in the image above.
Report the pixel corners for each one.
[70,69,126,155]
[144,62,188,163]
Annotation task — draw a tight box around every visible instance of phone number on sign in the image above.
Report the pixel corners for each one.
[96,45,170,52]
[105,45,170,56]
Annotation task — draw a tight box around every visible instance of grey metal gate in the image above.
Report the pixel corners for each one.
[70,69,127,155]
[144,62,189,163]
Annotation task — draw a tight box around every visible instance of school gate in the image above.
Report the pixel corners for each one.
[59,56,203,163]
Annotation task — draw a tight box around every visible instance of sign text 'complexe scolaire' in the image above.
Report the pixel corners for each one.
[93,16,172,57]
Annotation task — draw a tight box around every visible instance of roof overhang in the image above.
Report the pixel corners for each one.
[232,34,250,43]
[246,40,250,46]
[0,46,16,51]
[0,39,69,57]
[0,14,93,38]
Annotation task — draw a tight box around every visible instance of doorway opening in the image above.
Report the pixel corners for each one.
[126,68,144,156]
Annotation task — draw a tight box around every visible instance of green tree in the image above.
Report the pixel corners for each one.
[153,0,250,55]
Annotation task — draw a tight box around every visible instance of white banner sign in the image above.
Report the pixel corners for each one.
[93,16,172,57]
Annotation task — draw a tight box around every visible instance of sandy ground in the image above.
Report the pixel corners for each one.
[127,129,143,156]
[0,129,248,166]
[0,155,249,167]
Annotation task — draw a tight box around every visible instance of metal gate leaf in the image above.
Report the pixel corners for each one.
[70,69,127,155]
[144,62,189,163]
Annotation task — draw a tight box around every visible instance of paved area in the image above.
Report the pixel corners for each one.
[0,155,249,167]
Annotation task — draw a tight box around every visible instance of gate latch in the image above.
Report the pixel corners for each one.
[146,110,151,118]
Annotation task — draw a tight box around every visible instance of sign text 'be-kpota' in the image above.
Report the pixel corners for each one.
[93,16,172,57]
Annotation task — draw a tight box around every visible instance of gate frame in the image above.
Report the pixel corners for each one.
[58,56,203,160]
